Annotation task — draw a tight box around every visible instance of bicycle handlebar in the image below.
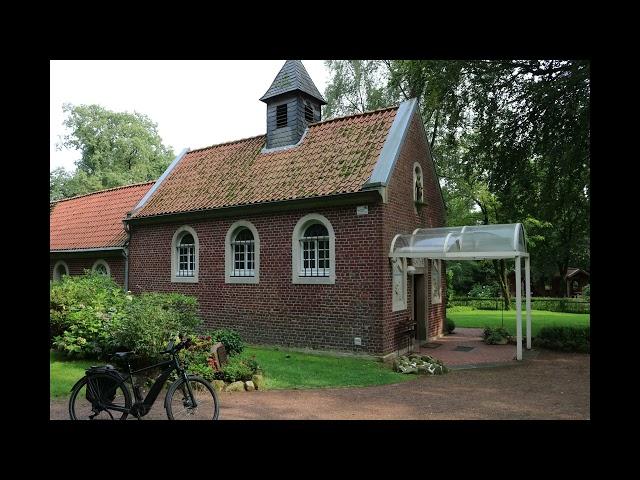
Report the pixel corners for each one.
[161,335,192,355]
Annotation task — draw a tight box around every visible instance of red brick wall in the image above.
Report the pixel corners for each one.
[126,110,446,356]
[381,111,447,355]
[50,254,126,287]
[128,205,385,354]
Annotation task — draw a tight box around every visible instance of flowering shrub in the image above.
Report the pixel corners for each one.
[50,272,201,360]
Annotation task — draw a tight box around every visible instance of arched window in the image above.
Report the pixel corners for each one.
[292,213,336,284]
[52,260,69,281]
[413,163,424,203]
[171,226,199,283]
[92,259,110,277]
[225,221,260,284]
[232,228,255,276]
[301,223,330,277]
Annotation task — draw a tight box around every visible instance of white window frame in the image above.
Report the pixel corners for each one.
[300,225,330,278]
[392,257,407,311]
[413,162,424,203]
[291,213,336,285]
[225,220,260,284]
[431,259,442,305]
[92,259,111,277]
[52,260,69,281]
[171,226,199,283]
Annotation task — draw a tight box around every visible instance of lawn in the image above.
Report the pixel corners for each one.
[241,346,414,390]
[50,351,95,398]
[447,307,590,337]
[50,347,414,397]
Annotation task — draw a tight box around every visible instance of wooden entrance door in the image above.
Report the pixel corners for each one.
[413,274,427,343]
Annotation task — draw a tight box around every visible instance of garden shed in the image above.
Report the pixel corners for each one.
[390,223,531,360]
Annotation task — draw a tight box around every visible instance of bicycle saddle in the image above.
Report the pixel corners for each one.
[113,351,134,359]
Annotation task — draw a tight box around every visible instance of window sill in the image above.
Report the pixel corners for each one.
[226,275,259,284]
[293,275,335,285]
[171,276,198,284]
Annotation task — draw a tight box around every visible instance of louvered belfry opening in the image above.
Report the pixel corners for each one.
[276,104,288,128]
[260,60,327,149]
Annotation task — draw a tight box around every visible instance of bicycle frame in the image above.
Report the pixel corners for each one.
[100,353,197,417]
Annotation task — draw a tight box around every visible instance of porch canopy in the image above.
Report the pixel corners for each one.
[389,223,532,361]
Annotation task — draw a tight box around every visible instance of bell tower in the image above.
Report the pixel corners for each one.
[260,60,327,149]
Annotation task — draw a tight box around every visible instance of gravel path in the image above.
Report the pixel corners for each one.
[50,349,589,420]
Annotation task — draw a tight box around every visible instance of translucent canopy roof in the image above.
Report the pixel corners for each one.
[390,223,527,260]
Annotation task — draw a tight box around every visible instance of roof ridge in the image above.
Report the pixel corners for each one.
[188,133,266,154]
[308,104,400,127]
[50,180,156,205]
[185,105,399,156]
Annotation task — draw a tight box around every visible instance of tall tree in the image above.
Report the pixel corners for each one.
[323,59,590,300]
[324,60,390,118]
[51,104,174,201]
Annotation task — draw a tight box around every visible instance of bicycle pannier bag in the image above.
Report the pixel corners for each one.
[85,365,124,404]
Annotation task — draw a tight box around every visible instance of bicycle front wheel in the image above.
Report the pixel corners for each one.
[69,374,132,420]
[165,376,219,420]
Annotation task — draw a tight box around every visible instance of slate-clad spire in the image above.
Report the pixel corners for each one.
[260,60,326,105]
[261,60,326,149]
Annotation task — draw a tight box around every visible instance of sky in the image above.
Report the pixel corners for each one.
[50,60,330,172]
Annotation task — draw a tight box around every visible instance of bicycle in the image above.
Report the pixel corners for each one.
[68,334,220,420]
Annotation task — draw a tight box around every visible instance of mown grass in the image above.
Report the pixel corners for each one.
[50,351,95,398]
[51,346,414,397]
[447,307,590,337]
[240,346,414,390]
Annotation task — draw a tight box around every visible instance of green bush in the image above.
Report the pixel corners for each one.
[178,334,217,382]
[214,355,260,383]
[50,272,128,357]
[110,292,201,361]
[533,326,590,353]
[445,317,456,334]
[483,326,510,345]
[209,328,245,356]
[450,296,590,314]
[582,284,590,301]
[468,283,500,298]
[446,268,454,308]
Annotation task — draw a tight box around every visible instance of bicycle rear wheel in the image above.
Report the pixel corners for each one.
[165,376,219,420]
[69,374,132,420]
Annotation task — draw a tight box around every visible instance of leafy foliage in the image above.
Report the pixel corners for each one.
[213,356,260,383]
[534,326,590,353]
[324,60,590,296]
[50,272,128,357]
[483,326,511,345]
[450,296,589,314]
[468,283,500,298]
[109,293,200,361]
[445,318,456,334]
[208,328,245,356]
[50,272,200,360]
[51,104,174,201]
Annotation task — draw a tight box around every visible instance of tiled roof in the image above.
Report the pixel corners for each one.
[133,106,399,219]
[260,60,326,104]
[50,182,154,251]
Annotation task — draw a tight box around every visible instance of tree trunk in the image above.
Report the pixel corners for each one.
[493,259,511,310]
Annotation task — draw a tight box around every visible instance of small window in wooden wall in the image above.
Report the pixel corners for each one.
[276,104,288,128]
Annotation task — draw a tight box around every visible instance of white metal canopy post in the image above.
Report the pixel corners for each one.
[515,256,522,360]
[525,256,532,350]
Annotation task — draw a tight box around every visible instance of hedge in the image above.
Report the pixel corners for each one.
[450,296,590,314]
